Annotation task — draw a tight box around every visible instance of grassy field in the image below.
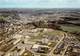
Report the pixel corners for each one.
[60,24,80,33]
[29,28,65,42]
[0,15,8,19]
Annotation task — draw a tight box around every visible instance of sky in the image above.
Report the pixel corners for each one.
[0,0,80,8]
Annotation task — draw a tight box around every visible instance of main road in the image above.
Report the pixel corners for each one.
[48,33,67,56]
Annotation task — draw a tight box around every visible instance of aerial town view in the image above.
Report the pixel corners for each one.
[0,0,80,56]
[0,8,80,56]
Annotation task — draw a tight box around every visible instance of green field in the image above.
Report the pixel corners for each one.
[60,24,80,33]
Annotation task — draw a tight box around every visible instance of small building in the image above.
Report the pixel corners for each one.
[32,44,50,53]
[32,44,40,52]
[13,34,23,39]
[41,38,49,45]
[73,46,80,53]
[13,38,21,45]
[24,36,31,43]
[19,48,25,55]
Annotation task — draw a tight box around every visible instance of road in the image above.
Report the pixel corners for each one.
[48,33,66,56]
[62,44,69,56]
